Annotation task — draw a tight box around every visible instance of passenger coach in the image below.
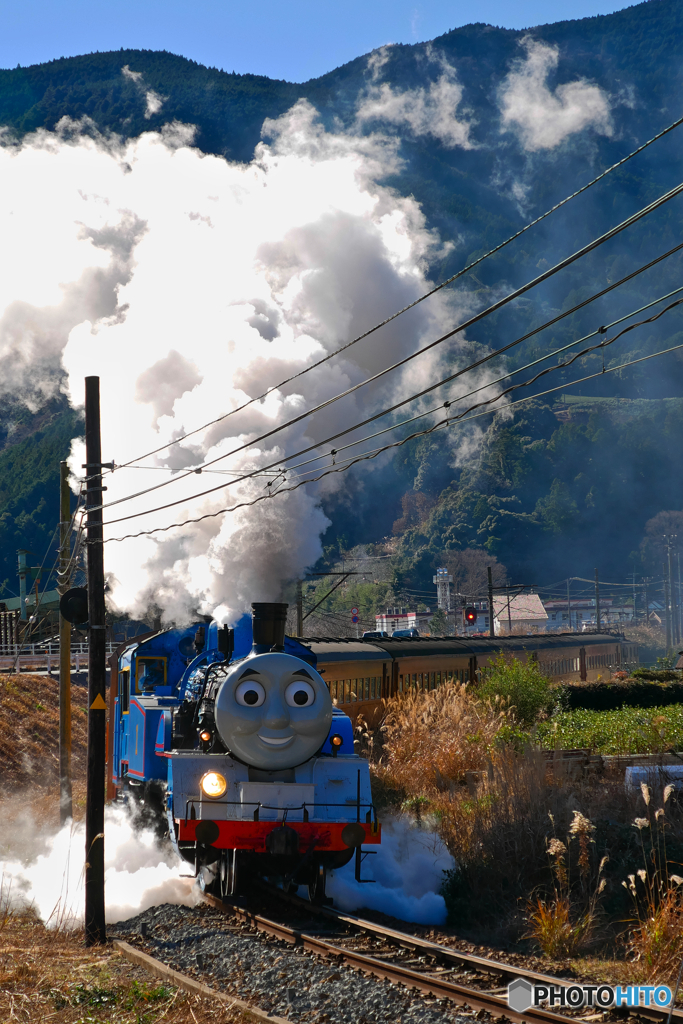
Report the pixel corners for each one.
[301,632,639,727]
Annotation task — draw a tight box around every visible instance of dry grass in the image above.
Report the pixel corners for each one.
[0,906,253,1023]
[376,682,509,794]
[0,673,88,795]
[369,682,669,938]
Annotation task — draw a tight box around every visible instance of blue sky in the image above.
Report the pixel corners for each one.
[0,0,636,82]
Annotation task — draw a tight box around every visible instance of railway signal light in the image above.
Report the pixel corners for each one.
[464,607,477,625]
[59,587,88,625]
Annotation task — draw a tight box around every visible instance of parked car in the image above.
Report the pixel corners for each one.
[391,628,420,638]
[362,630,390,639]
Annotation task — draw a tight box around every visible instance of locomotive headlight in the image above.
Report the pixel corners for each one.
[330,734,343,757]
[200,771,227,798]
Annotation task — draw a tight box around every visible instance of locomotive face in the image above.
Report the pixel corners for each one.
[214,652,333,770]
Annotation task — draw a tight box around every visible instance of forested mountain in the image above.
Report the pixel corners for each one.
[2,0,683,600]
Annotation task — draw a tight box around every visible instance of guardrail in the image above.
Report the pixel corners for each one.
[0,642,118,673]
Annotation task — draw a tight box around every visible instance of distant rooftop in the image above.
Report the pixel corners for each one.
[492,594,548,622]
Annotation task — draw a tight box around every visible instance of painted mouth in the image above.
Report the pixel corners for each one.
[258,734,294,747]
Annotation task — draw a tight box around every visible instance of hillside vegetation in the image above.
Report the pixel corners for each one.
[3,1,683,596]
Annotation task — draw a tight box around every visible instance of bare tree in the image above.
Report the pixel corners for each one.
[435,549,507,604]
[640,510,683,571]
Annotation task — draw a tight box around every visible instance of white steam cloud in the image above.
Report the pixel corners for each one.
[499,38,613,151]
[0,806,199,926]
[356,46,474,150]
[0,96,485,624]
[122,64,166,119]
[327,816,454,924]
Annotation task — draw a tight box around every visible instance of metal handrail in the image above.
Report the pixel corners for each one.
[184,798,377,827]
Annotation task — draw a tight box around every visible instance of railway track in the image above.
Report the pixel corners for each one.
[203,886,683,1024]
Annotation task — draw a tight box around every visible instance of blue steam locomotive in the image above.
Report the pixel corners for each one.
[109,602,381,901]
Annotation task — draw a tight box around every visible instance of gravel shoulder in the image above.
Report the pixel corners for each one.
[109,902,476,1023]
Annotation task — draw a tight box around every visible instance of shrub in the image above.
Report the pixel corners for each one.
[537,705,683,755]
[477,652,553,727]
[632,667,681,682]
[558,680,683,712]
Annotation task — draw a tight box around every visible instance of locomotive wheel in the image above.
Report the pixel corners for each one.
[219,851,231,898]
[218,850,252,899]
[308,862,326,904]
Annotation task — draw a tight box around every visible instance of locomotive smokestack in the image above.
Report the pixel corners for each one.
[251,602,288,653]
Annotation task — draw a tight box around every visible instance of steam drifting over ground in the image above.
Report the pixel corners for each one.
[327,816,454,925]
[0,804,199,926]
[0,95,491,625]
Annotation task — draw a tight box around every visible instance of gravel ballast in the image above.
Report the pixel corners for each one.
[109,902,475,1023]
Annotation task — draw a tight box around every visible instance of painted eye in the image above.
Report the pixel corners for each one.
[235,680,266,707]
[285,680,315,707]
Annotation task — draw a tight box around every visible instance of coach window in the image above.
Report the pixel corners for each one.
[119,669,130,713]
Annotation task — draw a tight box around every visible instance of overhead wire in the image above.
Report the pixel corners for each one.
[100,110,683,476]
[285,282,683,474]
[98,250,683,527]
[85,230,683,520]
[312,330,683,480]
[101,335,683,543]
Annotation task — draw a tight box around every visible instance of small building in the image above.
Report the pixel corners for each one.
[544,597,635,631]
[492,593,548,635]
[375,607,432,634]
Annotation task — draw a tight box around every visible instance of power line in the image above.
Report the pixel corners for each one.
[100,110,683,476]
[101,336,683,544]
[286,282,683,475]
[99,263,683,527]
[88,228,683,526]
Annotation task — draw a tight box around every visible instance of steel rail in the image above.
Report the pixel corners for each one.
[203,888,683,1024]
[202,893,575,1024]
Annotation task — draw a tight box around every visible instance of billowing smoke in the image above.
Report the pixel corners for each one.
[327,816,454,925]
[356,45,474,149]
[121,65,166,119]
[499,37,613,151]
[0,805,199,926]
[0,97,491,623]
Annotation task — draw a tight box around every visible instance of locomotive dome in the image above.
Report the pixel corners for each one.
[214,651,333,770]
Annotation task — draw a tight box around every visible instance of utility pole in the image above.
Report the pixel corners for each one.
[567,577,571,632]
[675,552,679,647]
[644,578,650,625]
[594,568,601,632]
[665,535,676,649]
[296,579,303,637]
[58,461,72,824]
[84,377,107,946]
[487,566,495,638]
[665,573,672,651]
